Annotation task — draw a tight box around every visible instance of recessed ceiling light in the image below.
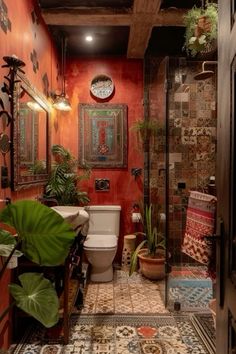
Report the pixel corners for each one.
[85,35,93,42]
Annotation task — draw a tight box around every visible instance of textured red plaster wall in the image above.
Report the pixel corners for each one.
[0,0,58,348]
[55,58,144,262]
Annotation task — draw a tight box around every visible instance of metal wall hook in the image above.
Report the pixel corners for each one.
[131,168,142,179]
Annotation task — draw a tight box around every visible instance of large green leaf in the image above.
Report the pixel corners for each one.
[9,272,59,328]
[0,229,22,257]
[0,200,76,266]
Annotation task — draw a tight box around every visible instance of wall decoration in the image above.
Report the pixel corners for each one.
[79,103,127,168]
[30,49,39,73]
[42,73,49,97]
[0,0,11,34]
[31,9,40,25]
[90,75,114,100]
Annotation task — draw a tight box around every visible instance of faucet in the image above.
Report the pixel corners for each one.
[0,197,11,205]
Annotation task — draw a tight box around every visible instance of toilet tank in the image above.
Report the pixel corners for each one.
[86,205,121,236]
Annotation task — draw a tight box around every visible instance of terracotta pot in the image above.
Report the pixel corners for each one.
[138,248,165,280]
[194,16,212,38]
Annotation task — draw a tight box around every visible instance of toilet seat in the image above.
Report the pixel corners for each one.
[83,234,117,250]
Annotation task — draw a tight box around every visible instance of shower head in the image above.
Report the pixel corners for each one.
[194,61,217,81]
[194,70,214,80]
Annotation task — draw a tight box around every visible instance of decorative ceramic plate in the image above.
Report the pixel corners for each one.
[90,74,114,99]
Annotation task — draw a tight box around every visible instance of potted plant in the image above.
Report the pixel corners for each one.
[44,144,91,205]
[0,200,76,328]
[130,119,160,148]
[129,204,166,280]
[183,2,218,57]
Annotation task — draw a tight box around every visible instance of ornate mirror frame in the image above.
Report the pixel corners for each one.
[11,71,51,190]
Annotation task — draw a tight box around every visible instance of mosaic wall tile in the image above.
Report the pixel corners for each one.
[148,59,216,263]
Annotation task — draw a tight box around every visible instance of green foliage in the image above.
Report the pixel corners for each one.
[9,273,59,328]
[0,230,22,257]
[28,160,46,175]
[130,119,160,144]
[129,204,165,276]
[0,200,76,266]
[183,2,218,57]
[0,200,77,327]
[45,144,91,205]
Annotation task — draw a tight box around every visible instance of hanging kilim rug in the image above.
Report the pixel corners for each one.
[182,191,217,265]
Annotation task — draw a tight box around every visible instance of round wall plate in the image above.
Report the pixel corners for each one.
[90,75,114,99]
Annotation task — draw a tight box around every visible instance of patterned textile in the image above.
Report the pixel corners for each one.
[182,191,217,265]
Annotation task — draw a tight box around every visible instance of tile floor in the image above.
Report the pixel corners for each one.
[79,270,168,315]
[11,268,215,354]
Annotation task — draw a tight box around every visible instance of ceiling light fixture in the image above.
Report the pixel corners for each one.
[85,35,93,42]
[53,35,71,111]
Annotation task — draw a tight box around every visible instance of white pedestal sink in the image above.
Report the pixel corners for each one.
[51,206,89,234]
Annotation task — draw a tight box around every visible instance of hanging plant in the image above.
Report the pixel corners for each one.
[183,2,218,57]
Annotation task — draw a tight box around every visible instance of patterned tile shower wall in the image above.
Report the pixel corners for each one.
[148,57,217,263]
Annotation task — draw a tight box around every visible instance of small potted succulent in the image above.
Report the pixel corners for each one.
[183,2,218,57]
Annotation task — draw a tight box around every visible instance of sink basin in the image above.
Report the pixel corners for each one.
[51,206,89,231]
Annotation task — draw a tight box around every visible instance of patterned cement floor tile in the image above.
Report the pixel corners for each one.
[140,339,188,354]
[11,269,215,354]
[91,338,115,354]
[116,339,140,354]
[81,270,167,315]
[12,314,214,354]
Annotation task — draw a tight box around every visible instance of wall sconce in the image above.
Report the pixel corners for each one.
[26,101,44,112]
[52,35,71,111]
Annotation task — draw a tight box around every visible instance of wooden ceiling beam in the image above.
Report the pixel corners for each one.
[42,8,187,27]
[41,10,132,26]
[41,4,188,59]
[133,0,162,14]
[127,0,162,58]
[155,9,188,27]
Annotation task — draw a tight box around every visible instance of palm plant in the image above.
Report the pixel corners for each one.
[45,144,90,205]
[129,204,165,276]
[0,200,76,328]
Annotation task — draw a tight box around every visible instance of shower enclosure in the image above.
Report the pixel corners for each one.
[145,56,217,310]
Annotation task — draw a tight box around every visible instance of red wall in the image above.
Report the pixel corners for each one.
[0,2,144,349]
[55,58,144,262]
[0,0,58,348]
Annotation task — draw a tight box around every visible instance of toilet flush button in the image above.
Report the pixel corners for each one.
[95,178,110,191]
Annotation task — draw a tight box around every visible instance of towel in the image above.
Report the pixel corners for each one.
[182,191,217,265]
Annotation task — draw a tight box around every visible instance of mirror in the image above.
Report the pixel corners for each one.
[12,71,50,190]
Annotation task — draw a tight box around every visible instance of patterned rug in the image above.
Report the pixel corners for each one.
[11,314,215,354]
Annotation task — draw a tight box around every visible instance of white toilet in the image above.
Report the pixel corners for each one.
[83,205,121,282]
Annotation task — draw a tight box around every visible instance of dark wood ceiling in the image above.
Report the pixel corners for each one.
[38,0,202,58]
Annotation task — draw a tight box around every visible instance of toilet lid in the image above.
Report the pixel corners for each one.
[84,234,117,249]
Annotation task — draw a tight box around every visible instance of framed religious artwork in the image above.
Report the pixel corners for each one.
[79,103,127,168]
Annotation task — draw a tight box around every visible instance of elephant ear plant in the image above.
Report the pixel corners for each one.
[0,200,76,328]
